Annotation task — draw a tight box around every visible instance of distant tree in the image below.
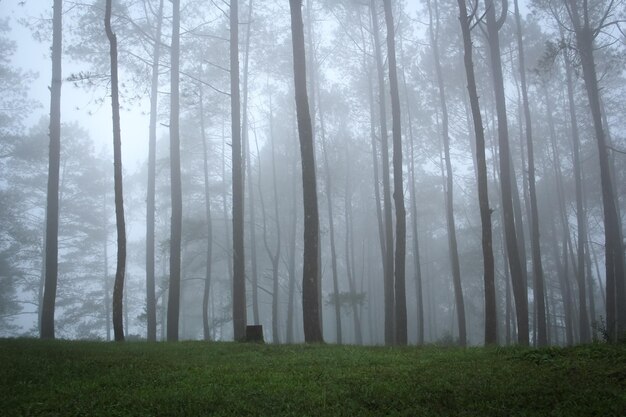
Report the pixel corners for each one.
[105,0,127,342]
[427,0,466,347]
[231,0,247,342]
[40,0,63,340]
[456,0,496,345]
[167,0,182,342]
[289,0,323,343]
[512,0,547,346]
[146,0,164,343]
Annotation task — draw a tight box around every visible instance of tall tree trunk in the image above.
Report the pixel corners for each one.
[103,194,111,341]
[400,42,424,346]
[231,0,247,341]
[260,99,282,344]
[199,90,213,341]
[105,0,126,343]
[513,0,546,346]
[286,144,298,344]
[566,0,626,342]
[456,0,497,345]
[370,0,395,345]
[167,0,182,342]
[41,0,62,340]
[358,12,387,327]
[344,148,363,345]
[485,0,529,346]
[320,110,342,344]
[289,0,323,343]
[382,0,407,346]
[428,0,466,347]
[563,46,591,343]
[241,0,259,326]
[146,0,163,344]
[544,84,589,343]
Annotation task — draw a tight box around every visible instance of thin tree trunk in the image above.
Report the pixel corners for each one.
[400,41,424,346]
[456,0,496,345]
[167,0,182,342]
[563,44,591,343]
[382,0,407,346]
[566,0,626,342]
[485,0,529,346]
[370,0,395,345]
[145,0,163,344]
[105,0,126,343]
[41,0,62,340]
[544,84,589,343]
[199,90,213,341]
[513,0,546,346]
[344,149,363,345]
[231,0,247,341]
[320,109,342,344]
[103,194,110,341]
[428,0,466,347]
[241,0,259,326]
[289,0,323,343]
[286,147,298,344]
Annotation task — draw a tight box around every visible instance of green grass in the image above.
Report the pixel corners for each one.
[1,339,625,416]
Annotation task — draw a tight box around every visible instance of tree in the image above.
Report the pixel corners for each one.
[484,0,529,346]
[289,0,323,343]
[40,0,63,340]
[427,0,466,347]
[167,0,182,342]
[456,0,497,345]
[231,0,247,342]
[513,0,547,346]
[563,0,626,342]
[146,0,164,343]
[383,0,407,346]
[105,0,127,342]
[370,0,395,346]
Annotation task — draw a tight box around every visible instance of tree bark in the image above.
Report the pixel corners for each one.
[105,0,126,343]
[370,0,395,346]
[513,0,547,346]
[428,0,466,347]
[199,90,213,341]
[289,0,323,343]
[382,0,407,346]
[241,0,259,326]
[485,0,529,346]
[145,0,163,343]
[41,0,63,340]
[231,0,247,342]
[566,0,626,342]
[167,0,182,342]
[456,0,496,345]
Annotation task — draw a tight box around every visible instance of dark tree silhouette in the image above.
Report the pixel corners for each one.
[456,0,496,345]
[167,0,182,342]
[40,0,62,340]
[104,0,126,342]
[289,0,323,343]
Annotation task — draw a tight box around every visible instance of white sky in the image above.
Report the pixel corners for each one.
[3,0,151,172]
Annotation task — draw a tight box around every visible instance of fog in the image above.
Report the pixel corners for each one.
[0,0,624,346]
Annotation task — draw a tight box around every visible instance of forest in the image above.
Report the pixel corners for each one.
[1,0,625,348]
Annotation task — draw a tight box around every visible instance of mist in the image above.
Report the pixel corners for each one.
[1,0,625,347]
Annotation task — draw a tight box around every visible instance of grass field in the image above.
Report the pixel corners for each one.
[1,339,625,416]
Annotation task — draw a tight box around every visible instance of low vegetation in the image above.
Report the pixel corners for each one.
[2,339,625,416]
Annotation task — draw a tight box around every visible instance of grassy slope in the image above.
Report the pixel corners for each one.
[1,339,625,416]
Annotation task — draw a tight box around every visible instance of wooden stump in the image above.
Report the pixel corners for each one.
[245,325,264,343]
